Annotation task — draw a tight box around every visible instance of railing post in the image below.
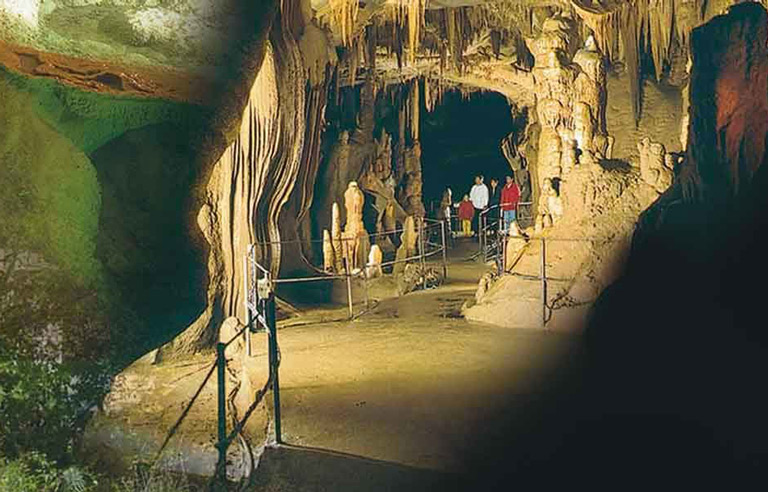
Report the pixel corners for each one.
[344,241,353,319]
[266,289,282,444]
[440,219,448,280]
[541,237,547,328]
[215,342,227,483]
[498,229,504,274]
[479,213,484,257]
[242,252,252,357]
[418,217,427,290]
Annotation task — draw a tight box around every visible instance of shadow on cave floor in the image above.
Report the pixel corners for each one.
[248,445,458,492]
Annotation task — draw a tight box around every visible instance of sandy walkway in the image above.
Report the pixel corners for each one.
[250,240,580,490]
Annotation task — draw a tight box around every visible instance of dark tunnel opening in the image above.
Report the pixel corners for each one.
[419,89,519,211]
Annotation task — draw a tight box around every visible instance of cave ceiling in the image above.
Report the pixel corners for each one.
[0,0,764,106]
[0,0,273,104]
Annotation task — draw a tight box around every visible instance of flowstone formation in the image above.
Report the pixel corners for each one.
[530,17,613,229]
[637,137,676,194]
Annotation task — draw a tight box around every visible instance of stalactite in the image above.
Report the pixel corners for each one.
[446,8,460,72]
[424,76,438,113]
[407,0,426,64]
[281,0,305,38]
[572,0,708,122]
[411,78,420,141]
[348,39,359,86]
[389,0,427,64]
[647,0,675,81]
[329,0,359,47]
[365,23,377,70]
[621,4,642,125]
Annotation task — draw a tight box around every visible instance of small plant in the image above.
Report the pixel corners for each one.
[59,466,98,492]
[0,453,99,492]
[110,462,193,492]
[0,452,60,492]
[0,343,112,463]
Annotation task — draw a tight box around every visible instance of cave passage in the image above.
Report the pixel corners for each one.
[420,90,518,210]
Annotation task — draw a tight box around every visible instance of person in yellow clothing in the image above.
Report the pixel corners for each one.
[458,195,475,237]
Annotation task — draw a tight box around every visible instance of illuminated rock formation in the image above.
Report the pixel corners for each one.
[323,229,335,273]
[342,181,370,272]
[331,202,344,273]
[638,137,674,194]
[366,244,383,278]
[531,15,610,223]
[394,215,417,275]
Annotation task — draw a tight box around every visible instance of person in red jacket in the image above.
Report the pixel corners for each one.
[457,194,475,237]
[501,174,520,234]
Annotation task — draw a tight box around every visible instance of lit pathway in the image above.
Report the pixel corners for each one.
[249,240,580,491]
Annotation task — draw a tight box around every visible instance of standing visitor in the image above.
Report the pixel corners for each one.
[501,174,521,233]
[458,195,475,237]
[437,187,453,237]
[469,175,489,239]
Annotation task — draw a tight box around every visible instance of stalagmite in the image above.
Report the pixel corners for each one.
[342,181,370,272]
[529,12,612,226]
[573,102,595,151]
[394,215,417,275]
[383,202,397,238]
[323,229,335,273]
[637,137,674,194]
[366,244,383,278]
[561,136,577,174]
[332,202,344,273]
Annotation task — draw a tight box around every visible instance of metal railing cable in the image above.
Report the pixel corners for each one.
[149,220,451,489]
[251,219,448,317]
[481,234,625,328]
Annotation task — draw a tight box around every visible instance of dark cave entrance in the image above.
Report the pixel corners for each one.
[419,89,520,212]
[309,82,527,273]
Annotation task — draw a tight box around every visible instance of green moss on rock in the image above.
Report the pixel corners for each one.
[0,77,101,286]
[0,67,212,154]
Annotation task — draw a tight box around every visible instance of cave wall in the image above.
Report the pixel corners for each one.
[1,0,282,363]
[161,0,338,353]
[585,2,768,461]
[0,66,219,363]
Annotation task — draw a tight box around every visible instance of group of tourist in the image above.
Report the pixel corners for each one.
[439,174,521,238]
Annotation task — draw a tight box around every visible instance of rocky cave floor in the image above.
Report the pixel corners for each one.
[83,240,579,490]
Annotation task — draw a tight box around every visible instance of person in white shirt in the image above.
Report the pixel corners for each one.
[469,175,489,240]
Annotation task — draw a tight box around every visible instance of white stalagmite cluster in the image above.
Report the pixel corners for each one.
[323,182,371,274]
